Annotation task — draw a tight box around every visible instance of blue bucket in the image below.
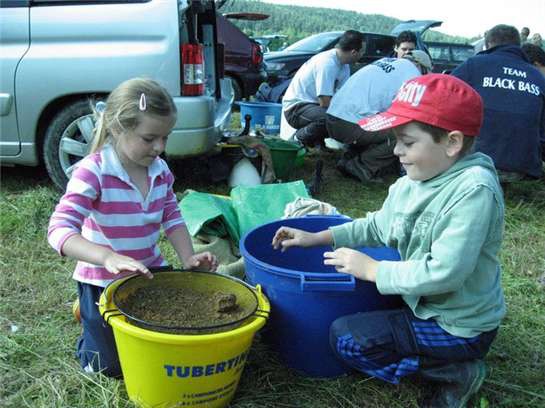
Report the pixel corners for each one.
[240,216,403,378]
[237,101,282,135]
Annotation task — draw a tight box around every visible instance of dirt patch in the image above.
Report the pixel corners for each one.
[118,286,248,334]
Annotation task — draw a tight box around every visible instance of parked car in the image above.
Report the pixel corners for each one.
[216,11,268,101]
[262,31,396,102]
[425,41,475,73]
[260,20,468,102]
[0,0,232,190]
[391,20,475,72]
[252,34,288,53]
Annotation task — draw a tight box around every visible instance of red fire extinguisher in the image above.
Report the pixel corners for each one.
[181,43,204,96]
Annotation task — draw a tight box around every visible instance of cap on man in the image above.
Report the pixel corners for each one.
[325,56,426,182]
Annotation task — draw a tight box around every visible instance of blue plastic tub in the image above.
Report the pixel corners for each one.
[240,216,403,378]
[237,101,282,135]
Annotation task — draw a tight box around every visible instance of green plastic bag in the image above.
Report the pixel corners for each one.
[179,191,240,242]
[231,180,309,238]
[180,181,309,244]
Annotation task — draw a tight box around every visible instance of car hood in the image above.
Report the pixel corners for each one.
[264,50,314,61]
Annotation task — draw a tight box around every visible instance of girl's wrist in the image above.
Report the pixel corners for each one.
[98,247,115,265]
[180,253,195,268]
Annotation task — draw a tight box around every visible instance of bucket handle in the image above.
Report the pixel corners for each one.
[254,309,270,320]
[101,308,123,326]
[300,274,356,292]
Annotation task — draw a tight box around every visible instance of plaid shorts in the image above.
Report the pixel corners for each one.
[329,308,497,384]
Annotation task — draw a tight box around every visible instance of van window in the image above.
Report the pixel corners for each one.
[451,46,474,62]
[428,45,450,61]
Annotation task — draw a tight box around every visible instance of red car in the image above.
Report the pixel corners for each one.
[216,12,268,101]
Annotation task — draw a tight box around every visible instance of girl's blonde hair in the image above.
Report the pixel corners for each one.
[90,78,177,153]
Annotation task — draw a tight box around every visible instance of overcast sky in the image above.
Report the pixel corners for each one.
[262,0,545,38]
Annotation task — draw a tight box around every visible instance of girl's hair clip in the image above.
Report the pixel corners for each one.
[95,101,107,113]
[139,93,147,111]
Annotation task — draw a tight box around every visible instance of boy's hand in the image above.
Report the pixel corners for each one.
[323,248,378,282]
[272,227,316,251]
[103,253,153,279]
[186,252,218,272]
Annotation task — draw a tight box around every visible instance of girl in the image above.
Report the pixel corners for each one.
[48,78,218,377]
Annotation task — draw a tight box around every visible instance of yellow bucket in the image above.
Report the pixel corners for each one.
[99,274,270,408]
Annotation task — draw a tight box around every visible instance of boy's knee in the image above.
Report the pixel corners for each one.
[329,315,355,355]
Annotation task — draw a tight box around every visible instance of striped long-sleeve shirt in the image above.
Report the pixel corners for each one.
[48,144,185,287]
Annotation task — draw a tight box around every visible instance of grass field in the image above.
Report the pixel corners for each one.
[1,142,544,407]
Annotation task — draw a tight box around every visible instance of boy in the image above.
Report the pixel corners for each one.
[272,74,506,408]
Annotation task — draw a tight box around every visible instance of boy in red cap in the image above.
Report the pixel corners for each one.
[272,74,505,407]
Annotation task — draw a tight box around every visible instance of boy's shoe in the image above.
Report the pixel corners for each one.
[72,298,81,323]
[420,360,487,408]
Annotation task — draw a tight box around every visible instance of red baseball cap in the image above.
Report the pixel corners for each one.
[359,74,484,136]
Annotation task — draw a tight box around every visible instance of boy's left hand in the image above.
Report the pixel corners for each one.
[186,252,219,272]
[323,248,378,282]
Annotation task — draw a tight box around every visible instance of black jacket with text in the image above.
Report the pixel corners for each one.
[453,45,545,178]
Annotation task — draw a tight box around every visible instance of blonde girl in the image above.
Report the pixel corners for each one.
[48,78,217,376]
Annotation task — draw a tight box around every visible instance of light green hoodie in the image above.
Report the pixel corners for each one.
[331,152,506,337]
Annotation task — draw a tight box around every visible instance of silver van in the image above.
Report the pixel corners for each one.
[0,0,233,189]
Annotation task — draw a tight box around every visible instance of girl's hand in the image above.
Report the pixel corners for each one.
[323,248,378,282]
[103,253,153,279]
[186,252,218,272]
[272,227,315,251]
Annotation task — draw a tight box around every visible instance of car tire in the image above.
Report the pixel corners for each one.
[227,75,243,102]
[43,99,97,190]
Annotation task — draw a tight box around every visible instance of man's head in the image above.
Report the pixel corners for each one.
[402,50,433,74]
[521,27,530,41]
[336,30,365,64]
[484,24,520,49]
[358,74,483,180]
[522,43,545,76]
[394,31,417,58]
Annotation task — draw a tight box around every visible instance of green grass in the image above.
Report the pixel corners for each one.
[1,147,544,407]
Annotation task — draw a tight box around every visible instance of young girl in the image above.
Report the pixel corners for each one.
[48,78,218,377]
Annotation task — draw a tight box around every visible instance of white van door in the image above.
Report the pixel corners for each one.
[0,2,30,156]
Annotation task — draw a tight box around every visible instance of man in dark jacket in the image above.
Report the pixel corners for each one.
[452,24,545,181]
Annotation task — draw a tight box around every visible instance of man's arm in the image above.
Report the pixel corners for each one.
[318,95,332,108]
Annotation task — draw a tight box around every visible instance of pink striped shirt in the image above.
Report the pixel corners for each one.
[47,144,184,287]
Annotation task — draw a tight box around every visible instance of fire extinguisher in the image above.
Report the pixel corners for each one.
[181,43,204,96]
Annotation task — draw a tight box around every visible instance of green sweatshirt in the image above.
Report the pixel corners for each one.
[331,153,506,337]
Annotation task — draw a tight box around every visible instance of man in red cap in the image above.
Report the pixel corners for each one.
[272,74,505,408]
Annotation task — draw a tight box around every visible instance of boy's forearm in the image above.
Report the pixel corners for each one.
[312,230,334,246]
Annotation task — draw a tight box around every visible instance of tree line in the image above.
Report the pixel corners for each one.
[219,0,475,50]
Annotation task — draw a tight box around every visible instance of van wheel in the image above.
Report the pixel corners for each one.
[43,99,96,190]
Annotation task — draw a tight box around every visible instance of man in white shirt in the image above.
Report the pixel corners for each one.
[282,30,365,148]
[326,51,432,182]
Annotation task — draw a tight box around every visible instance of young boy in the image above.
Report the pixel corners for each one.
[272,74,506,408]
